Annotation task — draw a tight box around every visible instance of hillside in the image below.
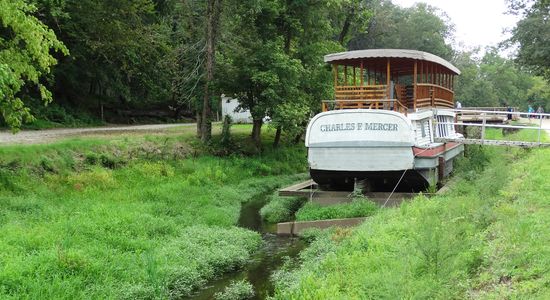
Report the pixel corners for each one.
[272,133,550,298]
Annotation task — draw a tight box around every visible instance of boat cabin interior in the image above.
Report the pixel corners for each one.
[323,49,461,114]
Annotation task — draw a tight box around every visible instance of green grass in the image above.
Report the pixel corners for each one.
[214,279,255,300]
[485,125,549,143]
[260,194,308,224]
[294,199,379,222]
[0,127,308,298]
[17,104,104,130]
[272,129,550,299]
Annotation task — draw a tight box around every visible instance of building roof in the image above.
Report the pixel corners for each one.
[324,49,460,75]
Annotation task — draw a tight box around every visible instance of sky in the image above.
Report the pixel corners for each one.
[392,0,520,54]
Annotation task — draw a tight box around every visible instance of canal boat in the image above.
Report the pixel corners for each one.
[306,49,463,191]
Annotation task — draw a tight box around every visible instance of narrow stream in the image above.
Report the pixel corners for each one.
[190,193,305,299]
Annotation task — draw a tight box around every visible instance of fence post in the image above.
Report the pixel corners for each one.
[538,114,543,144]
[481,113,486,145]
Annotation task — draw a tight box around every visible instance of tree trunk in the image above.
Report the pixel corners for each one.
[252,118,263,150]
[201,0,223,143]
[271,14,292,150]
[196,111,202,137]
[338,6,355,46]
[273,126,282,148]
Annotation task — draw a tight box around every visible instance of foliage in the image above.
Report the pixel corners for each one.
[20,103,103,129]
[260,194,307,224]
[220,114,233,147]
[0,129,307,298]
[272,129,550,298]
[2,0,549,131]
[351,1,454,60]
[217,0,351,146]
[294,199,379,221]
[475,148,550,298]
[0,0,68,130]
[453,49,548,110]
[214,279,255,300]
[508,0,550,80]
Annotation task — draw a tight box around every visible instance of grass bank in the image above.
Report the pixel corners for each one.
[261,194,380,224]
[0,126,307,298]
[273,129,550,298]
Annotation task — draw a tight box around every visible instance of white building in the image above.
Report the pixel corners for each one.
[221,96,252,123]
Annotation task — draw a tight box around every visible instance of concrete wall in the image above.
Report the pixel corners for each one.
[277,217,367,236]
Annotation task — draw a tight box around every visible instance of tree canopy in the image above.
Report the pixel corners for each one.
[508,0,550,80]
[453,49,539,109]
[349,0,454,60]
[1,0,550,141]
[0,0,67,130]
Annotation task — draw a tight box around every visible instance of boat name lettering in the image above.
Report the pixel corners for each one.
[319,122,398,132]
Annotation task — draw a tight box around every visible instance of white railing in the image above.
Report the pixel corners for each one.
[436,108,550,146]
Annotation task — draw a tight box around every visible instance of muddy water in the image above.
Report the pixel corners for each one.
[190,194,304,299]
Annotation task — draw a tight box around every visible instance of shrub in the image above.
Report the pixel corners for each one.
[133,162,175,178]
[67,168,116,190]
[260,194,306,223]
[214,280,254,300]
[294,199,379,221]
[163,226,262,298]
[220,115,233,147]
[84,152,99,165]
[185,165,228,186]
[99,153,125,169]
[39,157,57,173]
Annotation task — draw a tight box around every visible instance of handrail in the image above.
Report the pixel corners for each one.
[437,108,550,144]
[322,99,408,114]
[322,99,396,103]
[458,107,519,111]
[442,108,549,117]
[416,83,454,94]
[335,85,387,89]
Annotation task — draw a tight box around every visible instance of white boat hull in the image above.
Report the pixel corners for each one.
[305,109,463,191]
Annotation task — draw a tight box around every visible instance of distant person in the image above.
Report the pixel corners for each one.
[528,105,534,119]
[506,104,513,120]
[536,106,544,119]
[456,101,462,109]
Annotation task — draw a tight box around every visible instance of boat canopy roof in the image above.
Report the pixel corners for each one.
[324,49,461,75]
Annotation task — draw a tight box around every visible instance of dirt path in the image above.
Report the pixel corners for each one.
[0,123,193,145]
[521,117,550,137]
[543,118,550,136]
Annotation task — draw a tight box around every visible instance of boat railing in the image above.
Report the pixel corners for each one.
[416,84,454,109]
[335,85,388,100]
[334,83,454,110]
[322,99,408,114]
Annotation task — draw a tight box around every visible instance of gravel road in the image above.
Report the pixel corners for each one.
[0,123,193,145]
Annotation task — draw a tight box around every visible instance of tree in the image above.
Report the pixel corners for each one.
[0,0,68,130]
[453,49,544,110]
[349,1,454,60]
[527,76,550,110]
[31,0,173,118]
[453,51,500,107]
[507,0,550,80]
[201,0,223,142]
[218,0,360,149]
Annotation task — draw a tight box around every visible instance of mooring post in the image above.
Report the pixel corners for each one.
[438,156,445,183]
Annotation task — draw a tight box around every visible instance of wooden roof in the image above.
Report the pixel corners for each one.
[324,49,461,75]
